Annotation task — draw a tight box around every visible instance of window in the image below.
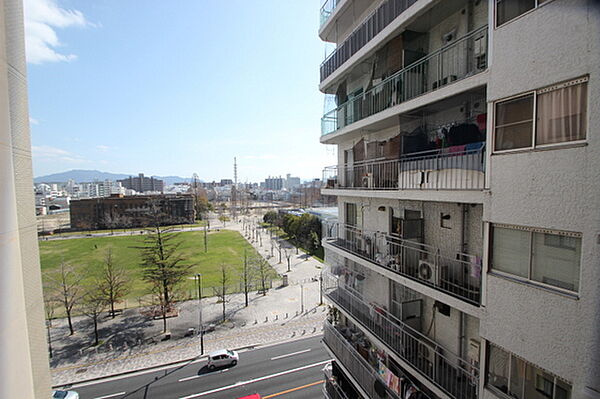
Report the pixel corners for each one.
[490,225,581,292]
[494,78,587,151]
[487,343,572,399]
[496,0,548,26]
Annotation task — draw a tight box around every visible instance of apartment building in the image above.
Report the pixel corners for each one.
[318,1,600,399]
[118,173,164,193]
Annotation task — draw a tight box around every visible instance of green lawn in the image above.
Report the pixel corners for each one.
[39,229,276,307]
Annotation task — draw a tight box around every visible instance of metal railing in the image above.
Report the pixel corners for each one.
[323,321,403,399]
[320,0,418,81]
[322,222,482,305]
[322,143,485,191]
[323,278,479,399]
[321,26,488,135]
[320,0,339,27]
[324,379,352,399]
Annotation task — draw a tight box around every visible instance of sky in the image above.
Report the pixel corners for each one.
[26,0,336,183]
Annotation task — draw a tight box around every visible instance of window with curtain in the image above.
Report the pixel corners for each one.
[494,78,588,152]
[490,225,581,292]
[487,343,572,399]
[536,80,587,145]
[494,94,534,150]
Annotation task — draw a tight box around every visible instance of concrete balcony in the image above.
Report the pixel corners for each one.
[320,0,418,82]
[324,280,479,399]
[323,222,482,306]
[323,321,405,399]
[323,143,485,194]
[321,26,488,138]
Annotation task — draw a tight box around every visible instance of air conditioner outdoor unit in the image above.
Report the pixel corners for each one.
[418,260,438,284]
[361,173,373,188]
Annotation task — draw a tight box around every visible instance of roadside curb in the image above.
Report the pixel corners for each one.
[53,332,324,388]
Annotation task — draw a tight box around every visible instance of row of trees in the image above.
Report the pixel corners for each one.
[263,211,322,255]
[45,204,277,348]
[44,248,130,346]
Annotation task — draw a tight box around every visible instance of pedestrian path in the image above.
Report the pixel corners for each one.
[50,213,330,386]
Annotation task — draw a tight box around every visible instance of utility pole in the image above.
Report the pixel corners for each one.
[196,274,204,354]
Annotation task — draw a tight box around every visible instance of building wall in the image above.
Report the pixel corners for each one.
[0,0,51,397]
[483,0,600,393]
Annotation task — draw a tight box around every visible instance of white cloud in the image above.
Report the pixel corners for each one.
[96,145,110,152]
[23,0,89,64]
[29,116,39,125]
[32,145,87,163]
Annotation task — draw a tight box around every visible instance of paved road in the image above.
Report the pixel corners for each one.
[66,335,329,399]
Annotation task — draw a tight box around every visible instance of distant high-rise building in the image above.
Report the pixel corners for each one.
[285,173,301,190]
[118,173,164,193]
[264,176,284,191]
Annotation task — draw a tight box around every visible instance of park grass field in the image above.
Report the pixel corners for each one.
[39,229,276,307]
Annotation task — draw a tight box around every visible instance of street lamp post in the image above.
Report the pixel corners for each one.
[300,284,304,314]
[196,274,204,355]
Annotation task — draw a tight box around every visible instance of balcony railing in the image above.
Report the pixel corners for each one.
[320,0,339,27]
[323,379,352,399]
[320,0,418,82]
[323,321,404,399]
[321,26,488,135]
[323,143,485,191]
[324,279,479,399]
[323,222,482,305]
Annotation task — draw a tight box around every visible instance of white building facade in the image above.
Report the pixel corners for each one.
[318,1,600,399]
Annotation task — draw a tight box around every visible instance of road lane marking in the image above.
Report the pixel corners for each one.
[178,359,331,398]
[270,348,311,361]
[178,368,229,382]
[93,392,126,399]
[262,380,324,398]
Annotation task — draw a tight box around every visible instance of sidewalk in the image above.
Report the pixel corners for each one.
[50,212,329,386]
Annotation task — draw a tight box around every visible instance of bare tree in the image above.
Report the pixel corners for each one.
[212,264,231,321]
[252,258,271,296]
[138,202,191,333]
[284,247,292,273]
[99,248,130,318]
[48,261,82,335]
[80,284,105,346]
[43,289,58,358]
[240,251,253,307]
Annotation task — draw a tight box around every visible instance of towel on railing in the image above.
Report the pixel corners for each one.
[447,144,466,154]
[465,141,485,151]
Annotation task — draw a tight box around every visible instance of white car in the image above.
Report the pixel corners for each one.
[207,349,239,369]
[52,391,79,399]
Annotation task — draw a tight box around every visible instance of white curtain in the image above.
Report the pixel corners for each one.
[536,82,587,145]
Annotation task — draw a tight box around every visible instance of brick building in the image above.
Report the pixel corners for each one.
[70,194,195,230]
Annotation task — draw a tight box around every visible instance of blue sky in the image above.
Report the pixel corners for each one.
[26,0,336,182]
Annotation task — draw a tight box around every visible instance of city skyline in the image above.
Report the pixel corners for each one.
[26,0,336,182]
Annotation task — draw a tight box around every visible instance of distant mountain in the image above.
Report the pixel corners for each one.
[34,169,190,185]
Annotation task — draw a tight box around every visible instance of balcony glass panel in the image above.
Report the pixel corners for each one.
[321,26,488,135]
[320,0,338,27]
[323,222,482,305]
[323,278,479,399]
